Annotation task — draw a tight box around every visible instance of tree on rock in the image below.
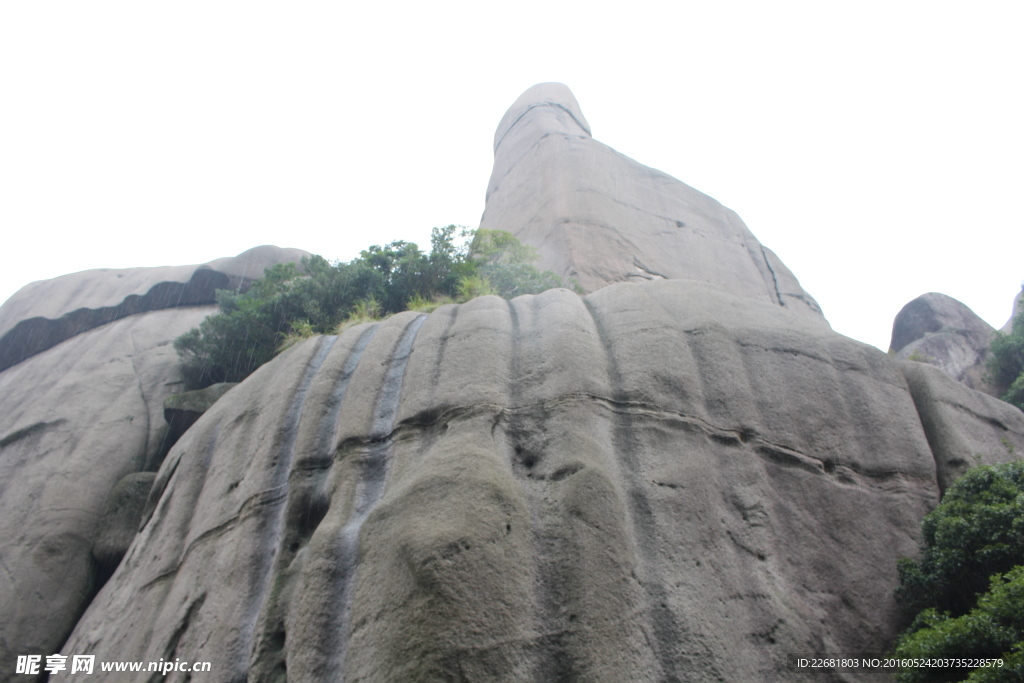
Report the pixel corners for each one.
[174,227,567,389]
[987,292,1024,411]
[893,461,1024,681]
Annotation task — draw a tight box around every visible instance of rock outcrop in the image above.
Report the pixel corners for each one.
[0,248,305,679]
[889,292,997,394]
[0,245,309,372]
[4,84,1024,682]
[0,307,213,675]
[480,83,825,323]
[55,281,1024,682]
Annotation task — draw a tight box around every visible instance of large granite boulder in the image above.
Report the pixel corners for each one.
[890,292,997,394]
[0,306,213,676]
[0,247,307,679]
[479,83,825,323]
[0,245,309,372]
[55,281,1024,682]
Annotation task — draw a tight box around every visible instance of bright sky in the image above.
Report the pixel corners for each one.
[1,2,1021,350]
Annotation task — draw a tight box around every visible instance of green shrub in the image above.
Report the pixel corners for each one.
[174,226,569,389]
[468,229,563,297]
[893,568,1024,682]
[893,461,1024,681]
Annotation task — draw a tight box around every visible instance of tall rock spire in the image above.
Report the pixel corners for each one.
[481,82,826,323]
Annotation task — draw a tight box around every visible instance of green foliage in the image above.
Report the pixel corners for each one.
[468,228,564,297]
[893,568,1024,682]
[987,294,1024,411]
[174,227,569,388]
[897,461,1024,617]
[893,461,1024,682]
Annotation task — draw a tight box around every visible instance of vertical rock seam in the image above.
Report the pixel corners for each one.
[583,295,713,683]
[248,326,378,681]
[229,335,337,682]
[334,315,427,679]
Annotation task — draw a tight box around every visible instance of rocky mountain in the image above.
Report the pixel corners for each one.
[2,85,1023,682]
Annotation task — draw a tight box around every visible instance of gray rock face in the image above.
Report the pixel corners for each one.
[0,247,306,679]
[890,292,997,393]
[55,281,1024,682]
[899,361,1024,491]
[0,245,309,372]
[0,306,214,676]
[480,83,825,323]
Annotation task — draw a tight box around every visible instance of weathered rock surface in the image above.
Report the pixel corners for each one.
[0,245,309,372]
[479,83,825,323]
[55,281,1024,682]
[899,360,1024,491]
[890,292,997,394]
[0,306,214,677]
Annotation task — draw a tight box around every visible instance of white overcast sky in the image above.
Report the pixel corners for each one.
[1,1,1021,351]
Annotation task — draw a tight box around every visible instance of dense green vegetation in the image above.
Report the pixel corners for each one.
[174,226,566,389]
[893,461,1024,682]
[987,292,1024,411]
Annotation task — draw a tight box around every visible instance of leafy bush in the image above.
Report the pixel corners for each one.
[893,461,1024,681]
[469,229,564,297]
[174,226,566,388]
[987,293,1024,411]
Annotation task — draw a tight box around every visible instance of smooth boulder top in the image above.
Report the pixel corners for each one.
[889,292,995,354]
[480,83,826,324]
[0,245,309,337]
[492,82,592,152]
[0,245,310,372]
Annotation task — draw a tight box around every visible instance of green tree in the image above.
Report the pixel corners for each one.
[893,568,1024,682]
[893,461,1024,682]
[468,228,564,297]
[174,227,569,389]
[987,292,1024,411]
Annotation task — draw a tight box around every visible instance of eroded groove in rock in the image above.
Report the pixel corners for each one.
[222,335,337,682]
[249,327,377,682]
[582,295,697,682]
[504,295,575,682]
[331,315,426,679]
